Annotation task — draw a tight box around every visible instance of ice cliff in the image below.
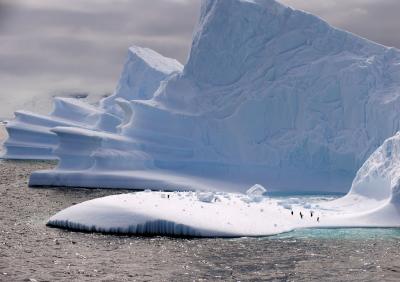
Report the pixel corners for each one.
[4,0,400,192]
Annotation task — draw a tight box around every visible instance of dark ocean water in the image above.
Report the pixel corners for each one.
[1,161,400,281]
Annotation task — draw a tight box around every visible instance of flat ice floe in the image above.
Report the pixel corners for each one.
[47,190,329,237]
[47,189,400,237]
[48,133,400,237]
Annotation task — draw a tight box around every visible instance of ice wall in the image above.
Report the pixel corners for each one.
[153,0,400,179]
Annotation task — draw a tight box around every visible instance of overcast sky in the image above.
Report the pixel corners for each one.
[1,0,400,117]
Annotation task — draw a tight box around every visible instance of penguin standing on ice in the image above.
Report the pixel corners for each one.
[300,212,303,219]
[291,211,294,216]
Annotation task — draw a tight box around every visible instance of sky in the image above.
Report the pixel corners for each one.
[0,0,400,118]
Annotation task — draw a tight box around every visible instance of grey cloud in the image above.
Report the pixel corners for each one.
[0,0,200,117]
[281,0,400,49]
[0,1,14,27]
[335,1,400,49]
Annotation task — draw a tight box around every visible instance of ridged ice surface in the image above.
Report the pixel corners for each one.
[1,46,182,160]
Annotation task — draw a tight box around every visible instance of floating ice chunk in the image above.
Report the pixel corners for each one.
[246,184,267,196]
[197,192,216,203]
[245,184,267,203]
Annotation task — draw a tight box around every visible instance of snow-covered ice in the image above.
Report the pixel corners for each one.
[4,0,400,193]
[49,131,400,235]
[47,132,400,237]
[48,191,309,237]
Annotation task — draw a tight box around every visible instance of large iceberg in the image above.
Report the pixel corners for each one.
[47,133,400,237]
[4,0,400,192]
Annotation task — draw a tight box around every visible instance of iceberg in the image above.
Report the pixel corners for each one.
[2,46,182,160]
[3,0,400,192]
[47,133,400,237]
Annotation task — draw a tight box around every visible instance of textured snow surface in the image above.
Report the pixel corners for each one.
[4,0,400,192]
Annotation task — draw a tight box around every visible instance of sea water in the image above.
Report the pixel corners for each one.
[2,161,400,281]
